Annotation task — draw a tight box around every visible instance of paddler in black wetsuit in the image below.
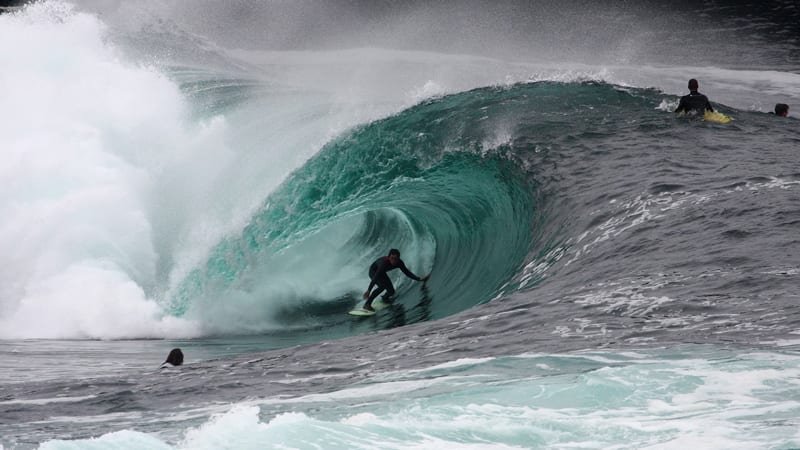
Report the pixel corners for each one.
[362,249,429,311]
[675,78,714,115]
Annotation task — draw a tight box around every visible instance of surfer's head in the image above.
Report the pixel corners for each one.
[775,103,789,117]
[688,79,699,92]
[388,248,400,265]
[164,348,184,366]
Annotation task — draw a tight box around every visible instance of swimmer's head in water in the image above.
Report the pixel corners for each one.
[165,348,184,366]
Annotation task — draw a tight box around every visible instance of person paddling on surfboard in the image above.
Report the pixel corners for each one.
[674,78,714,115]
[362,249,429,312]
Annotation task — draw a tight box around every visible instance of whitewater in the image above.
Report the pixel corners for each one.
[1,1,800,448]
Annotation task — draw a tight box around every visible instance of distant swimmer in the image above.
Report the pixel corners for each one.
[160,348,184,368]
[774,103,789,117]
[362,249,429,311]
[675,78,714,115]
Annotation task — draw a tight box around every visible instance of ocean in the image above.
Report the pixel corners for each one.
[1,1,800,448]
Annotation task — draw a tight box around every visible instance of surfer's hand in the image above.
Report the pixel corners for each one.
[422,275,430,282]
[363,291,370,299]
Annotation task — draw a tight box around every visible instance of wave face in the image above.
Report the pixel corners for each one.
[165,74,800,349]
[167,83,544,336]
[3,0,800,344]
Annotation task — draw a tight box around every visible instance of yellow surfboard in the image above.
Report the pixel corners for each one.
[704,111,732,124]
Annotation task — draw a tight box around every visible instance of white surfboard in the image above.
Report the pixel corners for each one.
[348,297,395,316]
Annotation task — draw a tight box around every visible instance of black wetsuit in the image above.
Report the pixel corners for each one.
[675,91,714,115]
[365,256,422,307]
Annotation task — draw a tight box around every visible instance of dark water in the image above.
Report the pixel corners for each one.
[1,0,800,448]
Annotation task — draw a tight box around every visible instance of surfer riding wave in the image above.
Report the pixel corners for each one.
[362,249,429,311]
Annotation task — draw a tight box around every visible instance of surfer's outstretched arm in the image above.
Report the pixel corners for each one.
[398,260,429,282]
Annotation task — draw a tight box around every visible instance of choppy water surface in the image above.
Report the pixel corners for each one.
[1,1,799,448]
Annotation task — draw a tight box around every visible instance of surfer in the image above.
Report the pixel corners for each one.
[674,79,714,115]
[774,103,789,117]
[362,249,429,311]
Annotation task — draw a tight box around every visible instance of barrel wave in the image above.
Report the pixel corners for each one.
[168,84,547,337]
[165,80,691,345]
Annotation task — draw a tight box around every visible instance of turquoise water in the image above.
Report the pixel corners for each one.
[169,84,544,333]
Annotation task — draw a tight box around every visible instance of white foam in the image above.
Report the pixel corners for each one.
[0,2,205,339]
[32,349,800,449]
[410,357,496,373]
[39,430,171,450]
[0,395,96,406]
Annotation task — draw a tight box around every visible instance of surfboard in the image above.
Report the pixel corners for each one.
[704,110,732,124]
[348,297,394,316]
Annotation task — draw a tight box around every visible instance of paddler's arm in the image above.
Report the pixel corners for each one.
[675,97,687,114]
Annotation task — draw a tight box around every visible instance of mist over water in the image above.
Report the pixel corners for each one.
[0,2,200,338]
[72,0,800,69]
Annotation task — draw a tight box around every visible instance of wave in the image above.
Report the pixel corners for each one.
[167,86,541,334]
[3,1,799,343]
[167,81,683,339]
